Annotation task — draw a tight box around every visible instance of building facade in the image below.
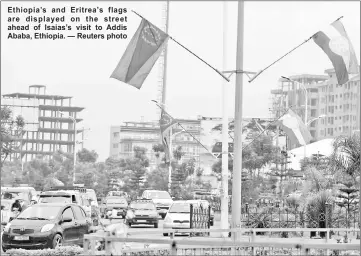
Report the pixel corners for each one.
[2,85,84,161]
[270,69,360,148]
[110,116,275,172]
[109,119,201,169]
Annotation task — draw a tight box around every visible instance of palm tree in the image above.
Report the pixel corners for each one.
[328,134,360,231]
[328,134,360,183]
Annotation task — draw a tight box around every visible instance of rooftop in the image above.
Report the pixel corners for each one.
[2,93,72,100]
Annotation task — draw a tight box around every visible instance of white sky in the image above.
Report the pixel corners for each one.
[1,1,360,161]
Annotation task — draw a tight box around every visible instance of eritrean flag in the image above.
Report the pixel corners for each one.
[111,18,169,89]
[313,19,359,85]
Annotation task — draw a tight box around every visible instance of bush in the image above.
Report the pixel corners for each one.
[5,246,83,256]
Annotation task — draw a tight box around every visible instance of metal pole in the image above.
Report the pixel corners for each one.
[161,0,170,106]
[168,126,173,195]
[231,0,244,241]
[301,82,308,159]
[73,117,76,185]
[357,66,361,232]
[221,0,229,238]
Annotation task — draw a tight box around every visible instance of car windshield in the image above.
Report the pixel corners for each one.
[2,192,28,201]
[169,203,190,213]
[130,202,155,210]
[39,196,72,204]
[106,198,127,204]
[17,205,62,220]
[148,191,171,199]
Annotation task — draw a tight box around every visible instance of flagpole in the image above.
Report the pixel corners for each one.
[161,0,170,106]
[221,0,229,238]
[231,0,244,241]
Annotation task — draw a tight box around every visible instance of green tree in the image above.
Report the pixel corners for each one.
[77,148,98,163]
[336,181,359,217]
[1,106,25,164]
[328,134,360,183]
[146,167,168,191]
[126,146,149,195]
[173,146,185,162]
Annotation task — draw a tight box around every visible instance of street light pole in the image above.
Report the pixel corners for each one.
[59,111,77,185]
[221,0,229,238]
[231,0,244,241]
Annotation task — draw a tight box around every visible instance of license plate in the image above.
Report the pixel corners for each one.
[14,236,29,241]
[137,220,147,223]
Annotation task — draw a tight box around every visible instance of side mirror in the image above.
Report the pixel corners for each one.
[171,197,175,200]
[31,200,37,205]
[62,217,73,223]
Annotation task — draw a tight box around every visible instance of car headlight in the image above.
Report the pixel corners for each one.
[3,223,11,233]
[164,215,172,223]
[41,224,55,232]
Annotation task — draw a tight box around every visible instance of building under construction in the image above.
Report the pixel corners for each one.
[270,70,360,149]
[2,85,84,162]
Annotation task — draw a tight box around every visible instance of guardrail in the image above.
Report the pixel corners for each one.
[83,227,360,255]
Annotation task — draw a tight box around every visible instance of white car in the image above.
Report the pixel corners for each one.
[141,190,173,219]
[163,201,190,236]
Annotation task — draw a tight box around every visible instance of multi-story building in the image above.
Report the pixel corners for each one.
[270,69,360,148]
[109,118,201,169]
[110,116,275,172]
[2,85,84,161]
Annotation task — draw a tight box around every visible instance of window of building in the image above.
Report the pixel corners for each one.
[113,143,118,148]
[311,109,316,117]
[113,132,119,138]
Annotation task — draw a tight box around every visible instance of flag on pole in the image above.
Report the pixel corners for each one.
[111,18,169,89]
[274,109,312,146]
[159,109,178,163]
[313,19,359,85]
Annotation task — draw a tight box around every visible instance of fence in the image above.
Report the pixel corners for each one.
[189,204,211,237]
[209,198,359,231]
[82,227,361,255]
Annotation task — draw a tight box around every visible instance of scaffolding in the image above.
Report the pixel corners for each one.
[2,85,84,162]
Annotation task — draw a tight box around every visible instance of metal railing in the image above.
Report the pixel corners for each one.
[83,227,360,255]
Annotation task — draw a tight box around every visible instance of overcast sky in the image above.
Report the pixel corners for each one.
[1,1,360,161]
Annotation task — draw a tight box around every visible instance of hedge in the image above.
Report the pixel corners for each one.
[4,246,83,256]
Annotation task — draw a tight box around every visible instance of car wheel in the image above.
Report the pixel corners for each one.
[163,233,168,236]
[105,215,108,219]
[161,214,165,219]
[128,223,132,227]
[154,223,158,228]
[52,234,63,249]
[2,246,7,252]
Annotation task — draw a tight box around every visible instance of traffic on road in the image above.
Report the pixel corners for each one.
[1,185,214,253]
